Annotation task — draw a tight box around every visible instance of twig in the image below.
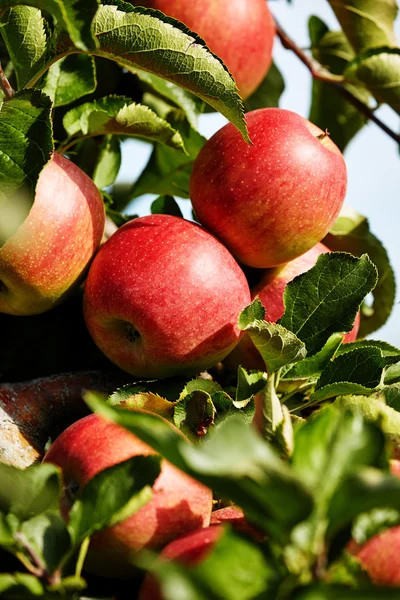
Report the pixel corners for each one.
[275,21,400,146]
[0,63,14,100]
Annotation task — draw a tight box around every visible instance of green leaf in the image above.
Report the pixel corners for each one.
[238,298,266,328]
[40,54,96,107]
[151,529,281,600]
[279,253,378,356]
[151,195,183,218]
[68,455,160,545]
[324,205,396,337]
[62,96,185,152]
[308,17,369,151]
[239,318,307,374]
[311,346,400,402]
[345,47,400,117]
[85,394,313,539]
[282,334,343,381]
[0,7,49,89]
[92,135,121,189]
[0,573,45,597]
[235,367,267,409]
[333,395,400,436]
[20,512,71,574]
[179,378,224,400]
[382,383,400,410]
[327,0,398,53]
[0,463,60,521]
[292,405,385,501]
[294,584,400,599]
[109,377,189,406]
[130,122,205,202]
[0,89,53,246]
[327,467,400,541]
[54,3,248,140]
[173,391,216,436]
[5,0,99,52]
[132,69,204,130]
[244,62,285,112]
[352,507,400,545]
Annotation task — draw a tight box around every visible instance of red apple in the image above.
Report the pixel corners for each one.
[43,412,213,578]
[190,108,347,268]
[83,214,251,379]
[225,243,360,371]
[348,460,400,586]
[139,525,223,600]
[210,506,264,541]
[0,153,105,316]
[131,0,275,99]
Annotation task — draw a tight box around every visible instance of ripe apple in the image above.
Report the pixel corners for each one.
[131,0,275,99]
[43,412,213,578]
[139,525,223,600]
[0,154,105,316]
[225,243,360,371]
[83,214,251,379]
[190,108,348,269]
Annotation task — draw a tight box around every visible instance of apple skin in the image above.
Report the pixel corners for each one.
[139,525,223,600]
[43,412,213,579]
[83,214,251,379]
[0,154,105,316]
[348,461,400,586]
[131,0,275,99]
[225,243,360,371]
[190,108,347,269]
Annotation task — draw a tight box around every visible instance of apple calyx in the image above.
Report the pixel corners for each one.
[126,323,141,343]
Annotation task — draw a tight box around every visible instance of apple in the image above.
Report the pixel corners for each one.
[190,108,348,269]
[131,0,275,99]
[0,153,105,316]
[225,243,360,371]
[138,525,223,599]
[83,214,251,379]
[210,506,264,541]
[43,412,213,578]
[348,460,400,586]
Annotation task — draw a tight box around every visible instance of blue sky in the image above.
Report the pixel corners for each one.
[118,1,400,346]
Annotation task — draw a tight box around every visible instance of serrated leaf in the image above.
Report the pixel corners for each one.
[0,89,53,245]
[279,253,378,356]
[20,512,71,574]
[92,135,121,189]
[311,346,400,402]
[381,383,400,410]
[62,97,185,151]
[109,377,189,406]
[85,393,313,539]
[336,339,400,357]
[282,333,343,381]
[0,6,49,89]
[112,390,176,418]
[132,69,204,130]
[238,298,266,329]
[179,378,224,400]
[244,62,285,112]
[235,367,267,409]
[53,3,248,140]
[151,529,281,600]
[68,455,160,545]
[326,206,393,337]
[239,320,307,374]
[0,463,60,521]
[174,391,216,436]
[5,0,99,52]
[308,17,369,151]
[352,507,400,545]
[130,121,205,202]
[40,54,96,107]
[151,195,183,217]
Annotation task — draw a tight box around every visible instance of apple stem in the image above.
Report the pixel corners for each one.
[0,63,14,100]
[275,20,400,146]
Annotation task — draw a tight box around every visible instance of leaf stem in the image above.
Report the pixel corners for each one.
[75,537,90,578]
[274,20,400,145]
[0,63,14,100]
[14,532,50,580]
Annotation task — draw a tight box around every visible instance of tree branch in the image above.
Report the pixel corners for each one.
[275,21,400,146]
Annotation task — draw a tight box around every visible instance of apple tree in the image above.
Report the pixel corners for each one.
[1,1,400,599]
